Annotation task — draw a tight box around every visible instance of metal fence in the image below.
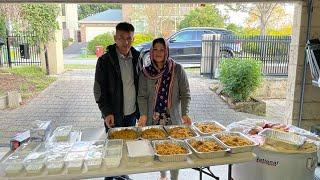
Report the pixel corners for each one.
[201,35,291,77]
[0,32,41,67]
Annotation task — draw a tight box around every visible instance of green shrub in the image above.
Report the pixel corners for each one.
[132,33,154,46]
[87,33,114,55]
[219,58,262,102]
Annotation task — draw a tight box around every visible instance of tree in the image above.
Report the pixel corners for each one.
[227,3,288,36]
[20,4,60,44]
[179,4,226,29]
[78,4,121,20]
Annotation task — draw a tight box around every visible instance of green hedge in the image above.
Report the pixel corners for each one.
[132,33,153,46]
[219,58,262,101]
[87,33,114,55]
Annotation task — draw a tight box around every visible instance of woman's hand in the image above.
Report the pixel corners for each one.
[181,115,192,125]
[137,115,147,127]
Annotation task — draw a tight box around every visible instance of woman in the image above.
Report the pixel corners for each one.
[137,37,191,180]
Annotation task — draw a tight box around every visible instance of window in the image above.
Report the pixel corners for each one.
[172,31,196,42]
[62,22,67,29]
[132,20,147,33]
[61,5,66,16]
[196,30,214,40]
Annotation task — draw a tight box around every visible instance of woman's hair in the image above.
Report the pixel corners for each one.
[152,38,166,48]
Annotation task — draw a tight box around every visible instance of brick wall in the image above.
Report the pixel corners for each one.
[286,0,320,130]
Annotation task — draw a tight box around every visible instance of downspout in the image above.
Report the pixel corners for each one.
[298,0,313,127]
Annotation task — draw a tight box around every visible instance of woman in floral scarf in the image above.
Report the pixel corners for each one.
[137,37,191,180]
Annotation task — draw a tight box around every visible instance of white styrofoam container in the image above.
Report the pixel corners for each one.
[232,147,317,180]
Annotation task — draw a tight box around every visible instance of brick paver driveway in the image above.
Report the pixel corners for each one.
[0,69,262,144]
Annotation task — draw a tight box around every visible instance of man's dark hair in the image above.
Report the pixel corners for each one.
[116,22,135,32]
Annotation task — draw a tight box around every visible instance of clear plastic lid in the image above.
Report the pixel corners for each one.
[65,151,87,162]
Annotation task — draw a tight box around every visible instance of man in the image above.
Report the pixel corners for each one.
[94,22,139,180]
[94,22,140,131]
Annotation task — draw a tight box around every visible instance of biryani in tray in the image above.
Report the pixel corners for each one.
[194,122,225,134]
[218,134,254,147]
[167,126,196,139]
[108,128,138,140]
[141,127,167,140]
[155,143,188,155]
[189,140,224,152]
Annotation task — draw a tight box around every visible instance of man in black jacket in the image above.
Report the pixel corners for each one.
[94,22,140,132]
[94,22,139,180]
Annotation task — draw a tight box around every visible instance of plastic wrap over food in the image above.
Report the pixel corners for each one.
[52,125,73,142]
[30,120,53,142]
[226,118,267,133]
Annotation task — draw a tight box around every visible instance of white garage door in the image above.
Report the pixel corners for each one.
[85,27,115,42]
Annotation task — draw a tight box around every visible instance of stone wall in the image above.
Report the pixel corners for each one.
[254,77,287,99]
[286,1,320,130]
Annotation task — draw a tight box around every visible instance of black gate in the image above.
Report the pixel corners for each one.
[0,32,41,67]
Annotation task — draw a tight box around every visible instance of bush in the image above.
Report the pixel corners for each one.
[87,33,114,55]
[219,58,262,102]
[132,33,154,46]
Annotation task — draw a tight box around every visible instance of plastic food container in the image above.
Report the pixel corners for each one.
[52,125,73,141]
[46,152,66,174]
[23,151,46,175]
[103,148,122,168]
[85,149,103,170]
[105,139,123,150]
[65,151,86,173]
[126,140,154,162]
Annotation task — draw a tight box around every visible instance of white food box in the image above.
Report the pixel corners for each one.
[126,140,154,162]
[65,151,86,173]
[52,125,73,142]
[103,148,122,168]
[23,151,46,175]
[46,153,66,174]
[85,150,103,170]
[105,139,123,150]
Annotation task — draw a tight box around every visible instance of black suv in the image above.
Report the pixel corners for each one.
[134,27,241,65]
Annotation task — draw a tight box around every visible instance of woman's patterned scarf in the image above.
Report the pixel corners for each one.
[143,44,176,125]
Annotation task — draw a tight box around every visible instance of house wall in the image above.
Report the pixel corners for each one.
[79,23,118,42]
[286,0,320,130]
[61,4,78,41]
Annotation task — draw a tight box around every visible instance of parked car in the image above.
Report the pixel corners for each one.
[134,27,241,65]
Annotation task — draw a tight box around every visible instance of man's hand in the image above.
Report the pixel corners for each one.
[182,115,192,125]
[105,114,114,128]
[137,115,147,127]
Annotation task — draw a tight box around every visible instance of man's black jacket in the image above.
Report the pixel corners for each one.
[94,44,140,128]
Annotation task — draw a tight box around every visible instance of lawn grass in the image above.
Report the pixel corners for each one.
[65,64,96,69]
[72,54,97,59]
[6,66,56,100]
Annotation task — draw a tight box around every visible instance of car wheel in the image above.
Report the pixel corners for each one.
[220,50,234,58]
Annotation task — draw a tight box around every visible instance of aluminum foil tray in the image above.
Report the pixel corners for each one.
[164,125,198,139]
[193,121,226,136]
[185,136,230,159]
[140,125,168,140]
[107,127,139,140]
[152,139,192,162]
[259,128,306,149]
[214,132,257,153]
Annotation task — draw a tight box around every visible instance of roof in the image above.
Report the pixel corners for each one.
[79,9,122,23]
